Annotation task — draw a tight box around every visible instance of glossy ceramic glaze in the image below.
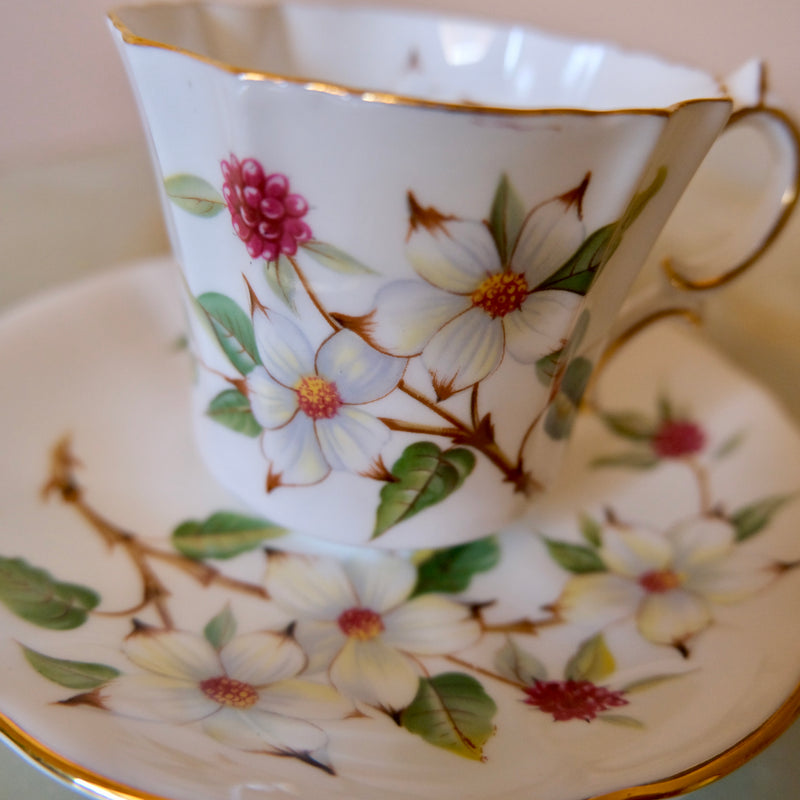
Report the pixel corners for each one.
[108,3,795,548]
[1,261,800,800]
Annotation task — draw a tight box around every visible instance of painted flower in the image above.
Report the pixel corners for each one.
[265,552,482,711]
[222,155,312,261]
[348,185,587,399]
[523,679,628,722]
[246,309,406,487]
[557,517,774,649]
[651,419,706,459]
[100,627,351,756]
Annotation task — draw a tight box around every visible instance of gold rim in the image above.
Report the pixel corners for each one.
[663,104,800,291]
[2,679,800,800]
[108,2,730,117]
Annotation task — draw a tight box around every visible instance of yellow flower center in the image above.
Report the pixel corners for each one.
[337,607,385,640]
[471,271,529,318]
[295,375,342,419]
[639,569,683,593]
[199,675,259,709]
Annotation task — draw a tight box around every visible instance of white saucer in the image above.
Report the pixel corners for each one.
[1,260,800,800]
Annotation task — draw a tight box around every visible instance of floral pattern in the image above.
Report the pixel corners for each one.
[169,157,667,538]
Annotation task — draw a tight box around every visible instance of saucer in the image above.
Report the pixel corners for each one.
[1,259,800,800]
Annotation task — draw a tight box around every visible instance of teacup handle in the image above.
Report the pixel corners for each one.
[588,67,800,401]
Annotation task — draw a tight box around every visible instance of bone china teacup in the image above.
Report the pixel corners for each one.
[109,2,798,549]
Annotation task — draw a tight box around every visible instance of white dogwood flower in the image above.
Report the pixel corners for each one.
[558,517,775,647]
[265,552,481,712]
[246,309,405,486]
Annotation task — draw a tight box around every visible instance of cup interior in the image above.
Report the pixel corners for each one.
[113,1,724,111]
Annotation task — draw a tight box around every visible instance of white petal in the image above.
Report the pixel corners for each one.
[203,706,329,753]
[253,308,314,387]
[255,678,352,720]
[330,638,420,710]
[368,280,470,356]
[102,673,218,723]
[122,630,220,681]
[637,589,711,645]
[423,308,504,395]
[512,195,586,286]
[266,553,356,620]
[246,366,298,429]
[685,551,775,604]
[316,329,405,403]
[558,573,643,625]
[292,619,349,674]
[315,407,390,473]
[600,528,673,578]
[260,414,329,485]
[342,555,417,613]
[382,595,480,654]
[667,517,736,570]
[408,219,501,293]
[504,290,582,363]
[220,632,306,686]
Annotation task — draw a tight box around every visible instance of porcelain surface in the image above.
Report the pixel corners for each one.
[1,260,800,800]
[108,2,800,548]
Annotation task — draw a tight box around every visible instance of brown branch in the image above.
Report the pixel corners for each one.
[42,437,270,628]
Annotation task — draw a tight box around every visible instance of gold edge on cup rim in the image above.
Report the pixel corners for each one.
[2,680,800,800]
[107,3,731,118]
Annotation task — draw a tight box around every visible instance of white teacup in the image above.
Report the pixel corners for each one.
[109,2,798,548]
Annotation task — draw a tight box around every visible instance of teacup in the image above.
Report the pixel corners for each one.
[109,2,798,549]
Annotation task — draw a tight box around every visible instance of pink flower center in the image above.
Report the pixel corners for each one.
[337,607,385,640]
[639,569,683,593]
[523,679,628,722]
[471,271,529,318]
[651,420,705,458]
[221,155,312,262]
[199,675,259,709]
[295,375,342,420]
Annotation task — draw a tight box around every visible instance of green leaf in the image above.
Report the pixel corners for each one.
[301,240,376,275]
[544,539,606,574]
[400,673,497,760]
[264,254,299,311]
[565,633,616,682]
[493,639,547,685]
[619,166,668,232]
[0,557,99,630]
[730,494,794,542]
[204,605,237,650]
[488,174,526,264]
[207,389,262,437]
[412,537,500,596]
[197,293,260,375]
[539,223,616,294]
[590,451,661,470]
[172,512,287,560]
[164,174,225,217]
[598,714,644,729]
[544,393,579,441]
[373,443,475,539]
[560,356,593,405]
[600,410,658,441]
[535,348,562,385]
[713,430,746,460]
[578,513,603,548]
[21,645,119,689]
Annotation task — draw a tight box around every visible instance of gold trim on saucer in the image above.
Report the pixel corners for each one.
[107,2,729,118]
[3,680,800,800]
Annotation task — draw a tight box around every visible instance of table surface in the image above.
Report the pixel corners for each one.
[1,145,799,800]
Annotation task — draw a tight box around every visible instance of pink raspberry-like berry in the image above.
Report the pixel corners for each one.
[523,679,628,722]
[651,419,706,458]
[221,155,312,261]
